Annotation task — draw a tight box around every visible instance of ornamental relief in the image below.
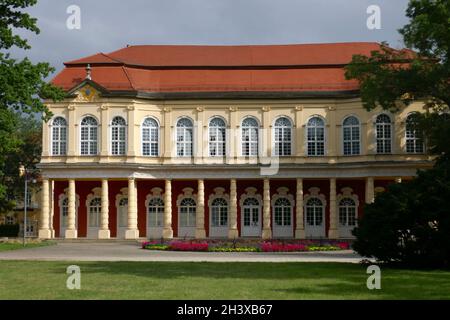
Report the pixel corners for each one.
[73,84,101,102]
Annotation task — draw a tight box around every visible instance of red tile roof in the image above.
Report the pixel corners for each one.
[52,42,391,95]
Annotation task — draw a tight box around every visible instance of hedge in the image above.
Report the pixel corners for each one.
[0,224,20,237]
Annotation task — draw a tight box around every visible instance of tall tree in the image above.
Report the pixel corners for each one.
[347,0,450,267]
[0,0,64,211]
[345,0,449,157]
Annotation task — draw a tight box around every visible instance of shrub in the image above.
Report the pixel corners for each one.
[0,224,20,237]
[352,160,450,268]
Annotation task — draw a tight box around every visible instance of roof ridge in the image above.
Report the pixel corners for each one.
[121,66,136,91]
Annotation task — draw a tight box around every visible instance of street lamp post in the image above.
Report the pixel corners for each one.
[19,165,27,246]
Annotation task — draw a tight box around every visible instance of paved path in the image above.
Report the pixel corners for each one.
[0,242,366,263]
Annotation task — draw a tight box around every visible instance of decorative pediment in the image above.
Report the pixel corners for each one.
[68,80,107,103]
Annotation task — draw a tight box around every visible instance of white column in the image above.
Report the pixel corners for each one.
[262,178,272,239]
[195,179,206,238]
[38,179,51,239]
[365,177,375,204]
[125,178,139,239]
[228,179,239,239]
[49,180,55,238]
[295,178,305,239]
[328,178,339,239]
[163,179,173,239]
[98,179,110,239]
[65,179,77,239]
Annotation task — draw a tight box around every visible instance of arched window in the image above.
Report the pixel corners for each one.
[307,117,325,156]
[211,198,228,227]
[111,116,126,155]
[274,117,292,156]
[117,198,128,228]
[80,116,98,155]
[88,197,101,227]
[343,116,360,155]
[338,198,357,227]
[142,118,159,156]
[148,197,164,227]
[179,198,196,227]
[176,118,193,157]
[209,117,226,157]
[305,198,323,226]
[242,197,260,227]
[273,197,291,227]
[375,114,392,154]
[406,114,424,153]
[51,117,67,156]
[241,117,259,156]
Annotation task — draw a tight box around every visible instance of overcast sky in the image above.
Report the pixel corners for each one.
[12,0,411,75]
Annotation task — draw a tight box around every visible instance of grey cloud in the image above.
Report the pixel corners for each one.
[9,0,410,76]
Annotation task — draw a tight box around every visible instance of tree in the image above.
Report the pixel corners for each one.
[0,0,64,211]
[353,160,450,267]
[346,0,450,267]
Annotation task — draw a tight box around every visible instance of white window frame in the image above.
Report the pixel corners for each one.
[240,116,260,157]
[272,116,293,156]
[271,187,295,238]
[80,116,99,156]
[306,116,326,156]
[110,116,127,156]
[177,188,197,236]
[342,115,361,156]
[176,117,194,157]
[405,113,424,154]
[375,114,392,154]
[51,116,67,156]
[208,117,227,157]
[141,117,160,157]
[146,188,165,228]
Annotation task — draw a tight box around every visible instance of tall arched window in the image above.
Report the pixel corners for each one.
[273,197,291,227]
[305,198,323,227]
[307,117,325,156]
[338,198,357,227]
[241,117,259,156]
[142,118,159,156]
[176,118,193,157]
[51,117,67,156]
[88,197,101,227]
[375,114,392,154]
[111,116,126,155]
[211,198,228,227]
[342,116,360,155]
[179,198,196,227]
[209,117,226,157]
[274,117,292,156]
[148,197,164,227]
[406,113,424,153]
[80,116,98,155]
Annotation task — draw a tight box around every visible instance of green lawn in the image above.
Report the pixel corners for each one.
[0,261,449,299]
[0,241,55,252]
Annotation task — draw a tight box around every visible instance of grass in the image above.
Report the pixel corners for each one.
[0,241,55,252]
[0,261,449,299]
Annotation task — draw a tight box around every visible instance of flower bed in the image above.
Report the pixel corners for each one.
[142,240,351,253]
